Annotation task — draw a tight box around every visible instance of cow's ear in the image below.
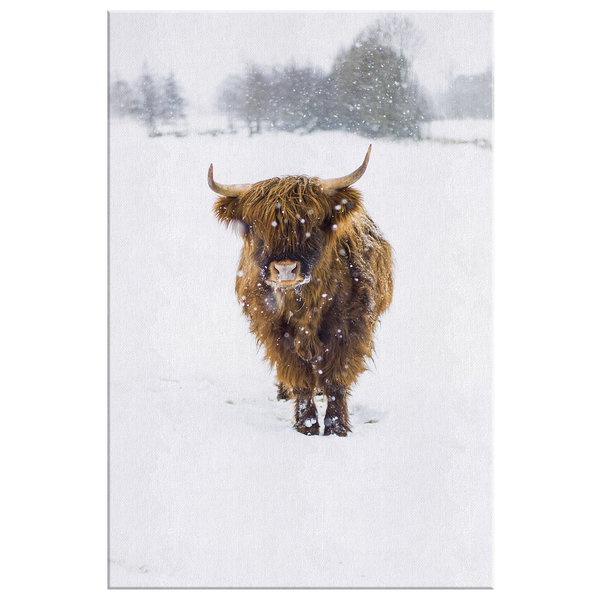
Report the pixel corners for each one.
[213,195,239,225]
[325,188,363,230]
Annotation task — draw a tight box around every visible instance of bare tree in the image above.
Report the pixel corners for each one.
[133,63,161,136]
[361,15,424,63]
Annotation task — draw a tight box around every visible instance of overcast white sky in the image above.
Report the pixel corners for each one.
[109,11,493,112]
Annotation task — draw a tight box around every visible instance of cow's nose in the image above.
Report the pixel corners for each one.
[269,260,300,283]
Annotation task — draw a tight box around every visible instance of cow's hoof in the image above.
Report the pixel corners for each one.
[324,418,350,437]
[324,428,349,437]
[294,418,320,436]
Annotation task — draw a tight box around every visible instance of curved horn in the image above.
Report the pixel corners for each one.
[321,145,372,191]
[208,164,252,197]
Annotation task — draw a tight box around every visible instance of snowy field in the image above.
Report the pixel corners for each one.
[109,120,492,588]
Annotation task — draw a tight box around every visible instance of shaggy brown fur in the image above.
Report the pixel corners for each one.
[213,174,393,436]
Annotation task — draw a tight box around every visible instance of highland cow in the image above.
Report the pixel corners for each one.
[209,146,393,436]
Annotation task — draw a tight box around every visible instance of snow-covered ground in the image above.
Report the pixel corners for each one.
[109,120,492,588]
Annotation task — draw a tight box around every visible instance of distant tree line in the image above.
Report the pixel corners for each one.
[110,65,188,136]
[109,18,493,140]
[217,18,433,140]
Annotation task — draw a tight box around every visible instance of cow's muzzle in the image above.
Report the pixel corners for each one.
[268,260,304,287]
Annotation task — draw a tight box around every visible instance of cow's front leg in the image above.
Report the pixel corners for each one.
[323,385,351,436]
[292,387,319,436]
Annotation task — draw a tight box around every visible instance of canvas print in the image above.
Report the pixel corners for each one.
[109,11,493,588]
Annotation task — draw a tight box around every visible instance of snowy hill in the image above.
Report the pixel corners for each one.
[109,121,492,587]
